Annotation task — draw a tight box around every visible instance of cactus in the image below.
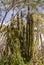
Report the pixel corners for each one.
[19,6,34,62]
[26,6,34,62]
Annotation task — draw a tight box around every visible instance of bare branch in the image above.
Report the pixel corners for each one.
[0,0,14,29]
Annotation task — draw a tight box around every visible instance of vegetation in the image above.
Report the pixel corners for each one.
[0,0,44,65]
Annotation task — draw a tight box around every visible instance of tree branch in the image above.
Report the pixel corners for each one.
[0,1,24,29]
[0,0,14,29]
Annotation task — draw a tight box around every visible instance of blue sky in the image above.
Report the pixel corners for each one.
[38,6,44,13]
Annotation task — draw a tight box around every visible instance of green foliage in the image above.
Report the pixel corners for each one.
[0,10,34,65]
[0,15,27,65]
[0,0,44,65]
[38,61,44,65]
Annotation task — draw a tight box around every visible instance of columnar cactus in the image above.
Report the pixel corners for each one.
[19,6,34,62]
[26,6,34,61]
